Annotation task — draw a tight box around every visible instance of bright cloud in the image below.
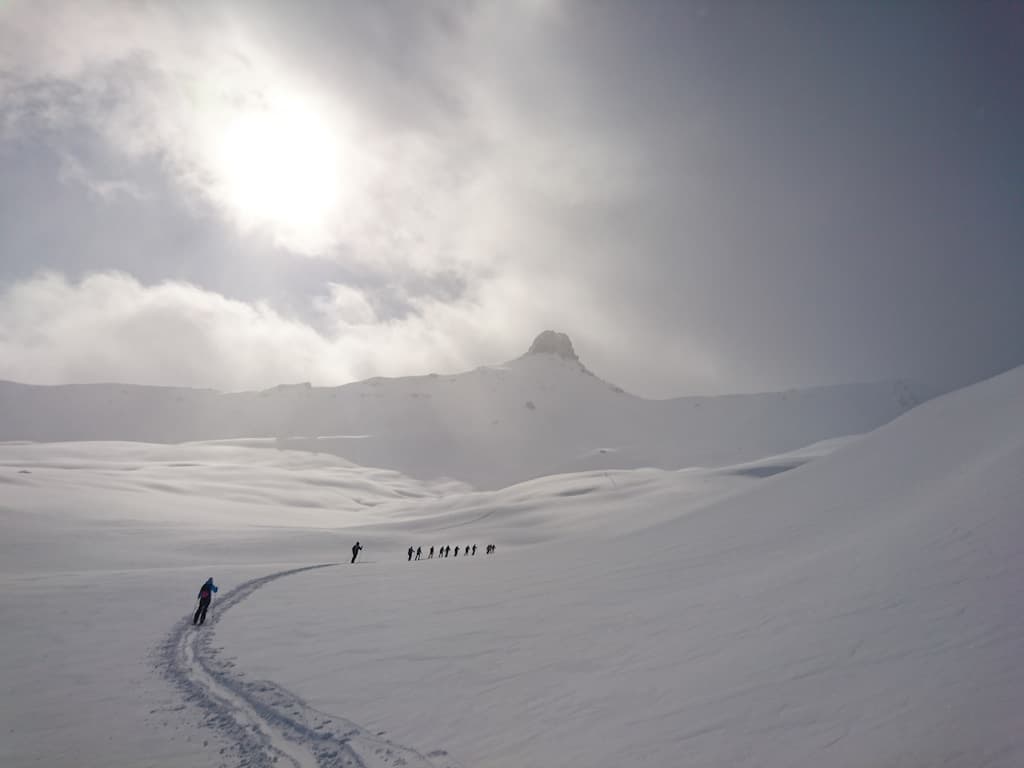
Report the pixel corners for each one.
[0,270,662,391]
[0,1,685,390]
[0,1,632,271]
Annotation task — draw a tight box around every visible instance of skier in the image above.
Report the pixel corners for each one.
[193,577,218,626]
[351,541,363,564]
[408,546,414,561]
[445,545,451,557]
[415,546,422,561]
[454,546,460,558]
[428,546,434,559]
[472,544,477,556]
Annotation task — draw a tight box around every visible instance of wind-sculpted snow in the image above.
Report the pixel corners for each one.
[158,565,464,768]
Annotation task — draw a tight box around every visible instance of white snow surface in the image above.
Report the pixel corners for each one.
[0,345,928,488]
[1,364,1022,767]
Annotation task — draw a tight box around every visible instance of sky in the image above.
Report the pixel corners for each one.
[0,0,1022,398]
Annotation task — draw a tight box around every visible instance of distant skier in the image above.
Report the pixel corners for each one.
[351,541,363,564]
[428,546,434,559]
[445,545,451,557]
[454,546,459,557]
[408,546,414,561]
[193,577,218,626]
[472,545,477,556]
[415,546,422,561]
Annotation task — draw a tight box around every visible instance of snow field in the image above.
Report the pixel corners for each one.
[1,363,1021,766]
[0,443,772,767]
[217,367,1024,767]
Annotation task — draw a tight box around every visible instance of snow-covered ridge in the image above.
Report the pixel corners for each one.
[0,332,928,488]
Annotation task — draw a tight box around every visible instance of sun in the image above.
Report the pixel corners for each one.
[213,94,344,253]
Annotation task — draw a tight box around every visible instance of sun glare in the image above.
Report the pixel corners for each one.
[214,95,343,252]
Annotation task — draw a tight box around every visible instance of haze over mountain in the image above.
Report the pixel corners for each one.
[0,331,927,489]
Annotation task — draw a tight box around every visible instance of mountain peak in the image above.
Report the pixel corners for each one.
[526,331,578,361]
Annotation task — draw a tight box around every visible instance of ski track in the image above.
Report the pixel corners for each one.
[157,564,464,768]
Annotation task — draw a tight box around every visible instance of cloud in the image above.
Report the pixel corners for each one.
[1,3,431,260]
[1,270,678,391]
[1,1,717,393]
[0,1,635,272]
[2,2,1021,397]
[0,272,317,389]
[56,153,148,202]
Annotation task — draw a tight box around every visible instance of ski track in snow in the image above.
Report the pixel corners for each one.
[157,564,464,768]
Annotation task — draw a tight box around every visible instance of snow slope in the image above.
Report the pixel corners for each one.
[208,364,1024,767]
[1,364,1022,766]
[0,440,772,768]
[0,332,927,488]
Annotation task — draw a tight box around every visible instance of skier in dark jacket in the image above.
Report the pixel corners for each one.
[193,577,218,625]
[351,541,363,564]
[408,546,414,561]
